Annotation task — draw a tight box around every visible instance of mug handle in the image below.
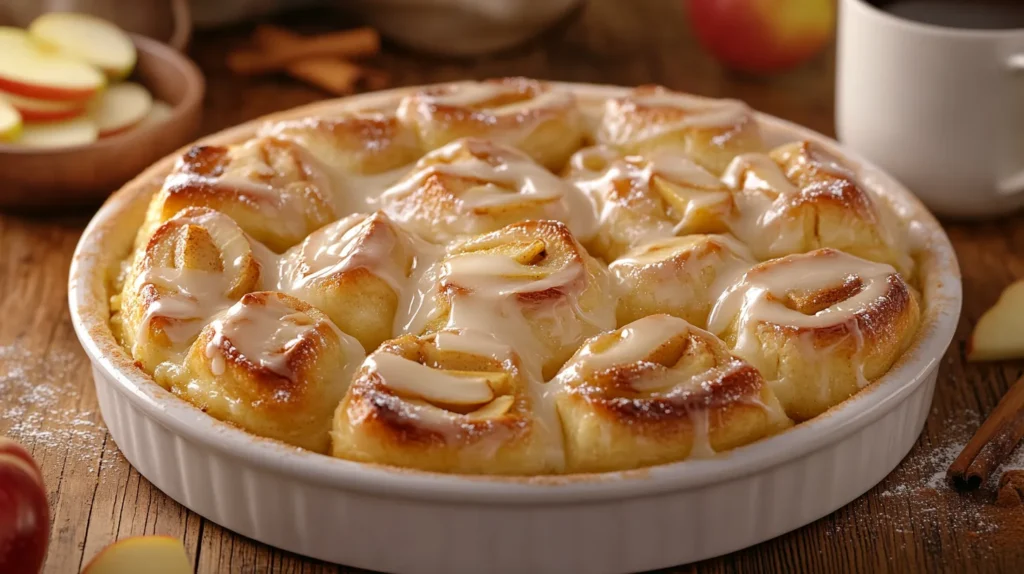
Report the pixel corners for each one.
[998,54,1024,195]
[166,0,192,52]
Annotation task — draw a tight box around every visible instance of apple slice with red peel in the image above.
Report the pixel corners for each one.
[0,444,49,574]
[90,82,152,138]
[968,280,1024,361]
[0,99,22,142]
[1,90,86,122]
[0,27,105,102]
[29,12,137,80]
[17,117,98,148]
[81,536,191,574]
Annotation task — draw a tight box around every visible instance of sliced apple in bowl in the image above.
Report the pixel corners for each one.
[0,99,22,142]
[29,12,136,80]
[0,27,105,102]
[17,116,97,148]
[89,82,152,138]
[1,90,86,122]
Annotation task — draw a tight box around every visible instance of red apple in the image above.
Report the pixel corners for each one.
[0,441,49,574]
[685,0,837,74]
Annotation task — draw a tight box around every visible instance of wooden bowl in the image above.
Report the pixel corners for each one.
[0,34,204,210]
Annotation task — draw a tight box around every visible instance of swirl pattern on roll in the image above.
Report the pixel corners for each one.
[566,145,733,260]
[175,291,365,453]
[550,314,791,473]
[708,248,921,421]
[142,137,341,252]
[402,219,617,380]
[397,77,585,170]
[379,138,598,244]
[596,85,764,174]
[114,207,271,383]
[722,140,913,278]
[332,328,562,474]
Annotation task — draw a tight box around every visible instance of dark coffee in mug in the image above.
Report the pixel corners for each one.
[873,0,1024,29]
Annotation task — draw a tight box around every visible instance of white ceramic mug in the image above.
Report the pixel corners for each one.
[836,0,1024,218]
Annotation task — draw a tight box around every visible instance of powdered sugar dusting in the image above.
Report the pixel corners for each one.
[0,344,105,465]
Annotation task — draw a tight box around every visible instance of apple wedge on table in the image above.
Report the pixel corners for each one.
[28,12,137,80]
[0,27,105,102]
[82,536,191,574]
[969,280,1024,361]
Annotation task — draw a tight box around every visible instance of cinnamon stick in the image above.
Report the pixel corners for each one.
[251,25,367,95]
[228,27,380,76]
[948,374,1024,490]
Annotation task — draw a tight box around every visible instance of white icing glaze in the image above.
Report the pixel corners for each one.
[203,295,361,381]
[278,213,409,294]
[601,90,752,146]
[132,211,269,357]
[610,234,755,315]
[367,351,496,405]
[569,146,730,252]
[707,250,897,389]
[378,139,598,242]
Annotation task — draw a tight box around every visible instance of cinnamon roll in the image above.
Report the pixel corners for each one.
[173,291,365,453]
[402,220,616,380]
[276,210,431,352]
[610,234,755,328]
[331,328,562,474]
[707,248,921,421]
[258,111,422,207]
[141,136,340,252]
[551,314,791,473]
[378,138,597,244]
[566,145,733,260]
[596,85,764,174]
[114,207,269,383]
[396,78,585,170]
[722,141,913,278]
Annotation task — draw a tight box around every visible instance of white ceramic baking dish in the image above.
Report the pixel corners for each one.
[68,83,962,574]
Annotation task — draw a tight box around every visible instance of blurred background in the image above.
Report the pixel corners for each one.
[0,0,838,139]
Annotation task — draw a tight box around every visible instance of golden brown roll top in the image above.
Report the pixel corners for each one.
[610,233,755,328]
[276,210,429,352]
[722,140,913,278]
[332,328,562,474]
[566,145,732,260]
[115,207,269,381]
[141,137,341,252]
[402,219,616,380]
[174,291,365,453]
[396,78,585,170]
[707,248,921,421]
[596,85,764,174]
[378,138,597,244]
[258,111,422,206]
[551,314,791,473]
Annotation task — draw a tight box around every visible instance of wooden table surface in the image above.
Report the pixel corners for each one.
[3,1,1023,572]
